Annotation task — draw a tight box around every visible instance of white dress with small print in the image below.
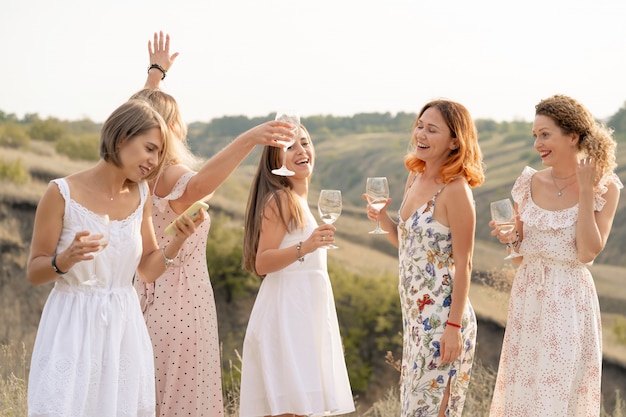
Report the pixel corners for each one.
[489,166,623,417]
[28,178,155,417]
[239,195,355,417]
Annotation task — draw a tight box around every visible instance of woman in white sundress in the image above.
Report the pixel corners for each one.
[26,99,203,417]
[489,94,622,417]
[131,31,290,417]
[365,99,485,417]
[240,125,355,417]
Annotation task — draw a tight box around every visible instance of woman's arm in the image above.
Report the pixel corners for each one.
[136,194,204,282]
[166,121,296,211]
[255,194,334,276]
[26,183,96,285]
[439,180,474,365]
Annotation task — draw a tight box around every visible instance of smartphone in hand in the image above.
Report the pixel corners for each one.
[164,201,209,236]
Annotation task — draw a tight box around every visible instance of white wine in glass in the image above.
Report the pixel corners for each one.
[271,111,300,176]
[317,189,342,249]
[82,214,110,286]
[366,177,389,234]
[490,198,520,259]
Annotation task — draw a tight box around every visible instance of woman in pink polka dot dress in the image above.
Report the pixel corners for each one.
[132,32,292,417]
[489,95,622,417]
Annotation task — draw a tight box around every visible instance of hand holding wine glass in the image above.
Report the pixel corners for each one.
[490,198,520,259]
[81,214,110,286]
[317,189,342,249]
[366,177,389,234]
[271,111,300,176]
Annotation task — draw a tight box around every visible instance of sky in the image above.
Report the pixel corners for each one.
[2,0,626,125]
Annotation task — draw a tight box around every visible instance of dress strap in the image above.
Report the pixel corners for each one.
[51,178,71,220]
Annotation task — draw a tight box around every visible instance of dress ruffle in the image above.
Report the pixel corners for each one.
[512,166,623,231]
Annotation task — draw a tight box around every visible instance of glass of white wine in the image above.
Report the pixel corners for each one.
[82,214,110,286]
[317,189,342,249]
[366,177,389,234]
[490,198,520,259]
[271,110,300,176]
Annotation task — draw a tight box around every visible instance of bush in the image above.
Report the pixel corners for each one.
[0,124,30,149]
[0,158,30,185]
[55,134,100,161]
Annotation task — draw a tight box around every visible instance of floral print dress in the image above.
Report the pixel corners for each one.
[398,183,476,417]
[489,166,623,417]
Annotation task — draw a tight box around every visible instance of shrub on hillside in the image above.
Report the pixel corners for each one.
[0,158,30,185]
[55,134,99,161]
[0,124,30,149]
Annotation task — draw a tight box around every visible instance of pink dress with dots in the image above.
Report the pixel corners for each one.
[135,171,224,417]
[489,166,623,417]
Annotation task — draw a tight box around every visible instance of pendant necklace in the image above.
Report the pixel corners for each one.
[550,169,576,197]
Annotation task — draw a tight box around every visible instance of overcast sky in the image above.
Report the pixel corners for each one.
[2,0,625,124]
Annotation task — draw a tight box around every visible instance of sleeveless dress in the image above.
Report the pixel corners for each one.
[134,171,224,417]
[28,178,155,417]
[397,182,476,417]
[239,195,355,417]
[489,167,623,417]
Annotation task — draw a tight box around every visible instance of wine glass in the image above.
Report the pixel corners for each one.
[366,177,389,234]
[82,214,110,286]
[317,189,342,249]
[271,111,300,176]
[490,198,520,259]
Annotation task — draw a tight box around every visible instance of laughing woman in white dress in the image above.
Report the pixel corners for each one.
[240,125,355,417]
[489,94,622,417]
[26,99,202,417]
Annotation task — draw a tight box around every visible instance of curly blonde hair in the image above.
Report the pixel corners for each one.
[535,94,617,181]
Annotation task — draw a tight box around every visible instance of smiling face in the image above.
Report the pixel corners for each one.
[533,114,579,167]
[117,127,163,182]
[284,126,314,179]
[412,106,459,165]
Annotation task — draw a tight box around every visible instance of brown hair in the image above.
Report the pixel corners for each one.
[242,126,312,276]
[535,94,617,180]
[99,99,170,181]
[404,99,485,187]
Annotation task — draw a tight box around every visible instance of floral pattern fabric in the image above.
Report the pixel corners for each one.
[398,187,476,417]
[489,166,624,417]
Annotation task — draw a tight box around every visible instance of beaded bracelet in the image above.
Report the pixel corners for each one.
[147,63,167,80]
[446,320,462,329]
[296,241,305,263]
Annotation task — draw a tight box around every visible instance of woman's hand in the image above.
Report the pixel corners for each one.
[362,194,391,222]
[489,219,518,245]
[577,156,597,193]
[302,224,336,253]
[237,120,297,148]
[439,325,462,366]
[148,31,179,72]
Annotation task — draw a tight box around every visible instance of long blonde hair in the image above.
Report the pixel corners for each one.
[404,99,485,188]
[242,126,312,277]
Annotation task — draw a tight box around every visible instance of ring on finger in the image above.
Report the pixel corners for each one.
[322,236,325,241]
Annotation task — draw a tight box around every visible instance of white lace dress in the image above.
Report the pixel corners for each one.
[28,178,155,417]
[239,195,354,417]
[489,166,623,417]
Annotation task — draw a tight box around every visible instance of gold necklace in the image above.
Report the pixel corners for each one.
[550,170,576,197]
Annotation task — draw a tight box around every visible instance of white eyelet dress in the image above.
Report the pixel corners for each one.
[27,178,155,417]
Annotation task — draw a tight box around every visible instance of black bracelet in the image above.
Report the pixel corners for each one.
[51,253,68,274]
[147,63,167,80]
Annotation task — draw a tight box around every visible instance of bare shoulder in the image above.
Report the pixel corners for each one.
[155,163,193,195]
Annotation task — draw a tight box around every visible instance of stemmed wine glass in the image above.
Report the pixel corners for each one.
[317,189,342,249]
[82,214,110,286]
[271,110,300,176]
[490,198,520,259]
[366,177,389,234]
